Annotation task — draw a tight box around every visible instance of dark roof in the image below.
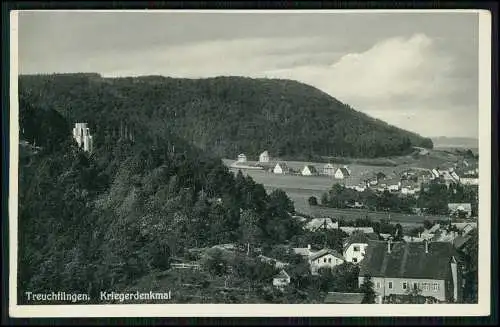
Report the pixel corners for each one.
[453,235,472,249]
[343,232,370,251]
[304,165,318,172]
[337,167,350,176]
[324,292,364,304]
[359,241,458,280]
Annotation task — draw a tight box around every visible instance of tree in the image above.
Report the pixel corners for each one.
[239,209,263,254]
[360,275,376,303]
[308,196,318,206]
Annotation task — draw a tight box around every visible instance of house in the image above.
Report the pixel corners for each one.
[345,180,367,192]
[339,227,375,235]
[323,163,336,176]
[343,232,370,264]
[380,177,401,192]
[302,165,319,176]
[448,203,472,218]
[451,222,476,236]
[305,218,338,232]
[431,168,440,179]
[401,180,421,195]
[237,153,247,163]
[272,270,291,290]
[358,240,463,303]
[273,162,290,175]
[309,248,345,275]
[259,150,270,163]
[334,167,350,179]
[72,122,93,153]
[324,292,364,304]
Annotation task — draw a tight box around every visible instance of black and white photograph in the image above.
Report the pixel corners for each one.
[8,9,492,317]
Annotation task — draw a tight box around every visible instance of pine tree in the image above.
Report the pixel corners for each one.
[360,275,376,303]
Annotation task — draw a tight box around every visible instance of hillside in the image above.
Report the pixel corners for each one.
[19,74,433,160]
[17,95,304,304]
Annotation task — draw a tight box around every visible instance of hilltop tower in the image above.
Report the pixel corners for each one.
[72,122,93,153]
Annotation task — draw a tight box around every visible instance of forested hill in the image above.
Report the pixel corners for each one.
[18,95,302,303]
[19,74,433,160]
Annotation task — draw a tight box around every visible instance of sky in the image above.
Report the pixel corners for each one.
[17,11,480,138]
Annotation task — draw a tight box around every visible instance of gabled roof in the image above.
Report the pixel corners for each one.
[309,248,344,261]
[336,167,350,176]
[260,150,269,156]
[274,270,290,279]
[275,162,289,170]
[343,232,370,251]
[359,241,459,280]
[324,292,364,304]
[303,165,318,172]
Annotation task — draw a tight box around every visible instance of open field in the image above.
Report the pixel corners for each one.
[223,148,470,226]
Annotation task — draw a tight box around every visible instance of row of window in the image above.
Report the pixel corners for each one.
[319,257,342,264]
[374,280,440,292]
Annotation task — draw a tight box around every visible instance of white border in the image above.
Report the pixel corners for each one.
[9,9,492,318]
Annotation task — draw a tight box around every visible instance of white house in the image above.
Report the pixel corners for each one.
[72,123,93,153]
[309,249,345,275]
[259,150,270,163]
[237,153,247,163]
[302,165,319,176]
[323,163,336,176]
[273,162,290,175]
[334,167,350,179]
[273,270,291,290]
[343,233,370,264]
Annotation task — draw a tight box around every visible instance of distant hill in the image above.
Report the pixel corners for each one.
[432,136,478,149]
[19,74,433,160]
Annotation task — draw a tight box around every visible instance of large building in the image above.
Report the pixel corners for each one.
[72,123,93,153]
[358,240,463,303]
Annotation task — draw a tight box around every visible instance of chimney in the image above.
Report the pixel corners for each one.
[424,240,429,254]
[387,239,392,254]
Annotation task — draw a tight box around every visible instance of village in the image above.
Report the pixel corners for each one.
[229,150,479,219]
[161,214,477,304]
[64,125,478,304]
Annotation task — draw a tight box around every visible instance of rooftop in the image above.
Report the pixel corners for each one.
[359,241,459,280]
[309,248,345,261]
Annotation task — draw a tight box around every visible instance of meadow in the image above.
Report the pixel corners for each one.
[222,148,467,225]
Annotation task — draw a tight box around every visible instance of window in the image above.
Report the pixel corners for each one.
[328,258,332,263]
[352,258,358,263]
[433,283,439,291]
[424,283,431,291]
[413,282,418,290]
[388,281,393,289]
[376,281,381,289]
[402,282,408,290]
[324,258,327,263]
[353,246,360,252]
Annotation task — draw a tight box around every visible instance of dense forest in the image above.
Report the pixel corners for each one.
[19,73,433,160]
[18,95,312,304]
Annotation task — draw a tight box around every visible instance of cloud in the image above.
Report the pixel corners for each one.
[19,31,477,138]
